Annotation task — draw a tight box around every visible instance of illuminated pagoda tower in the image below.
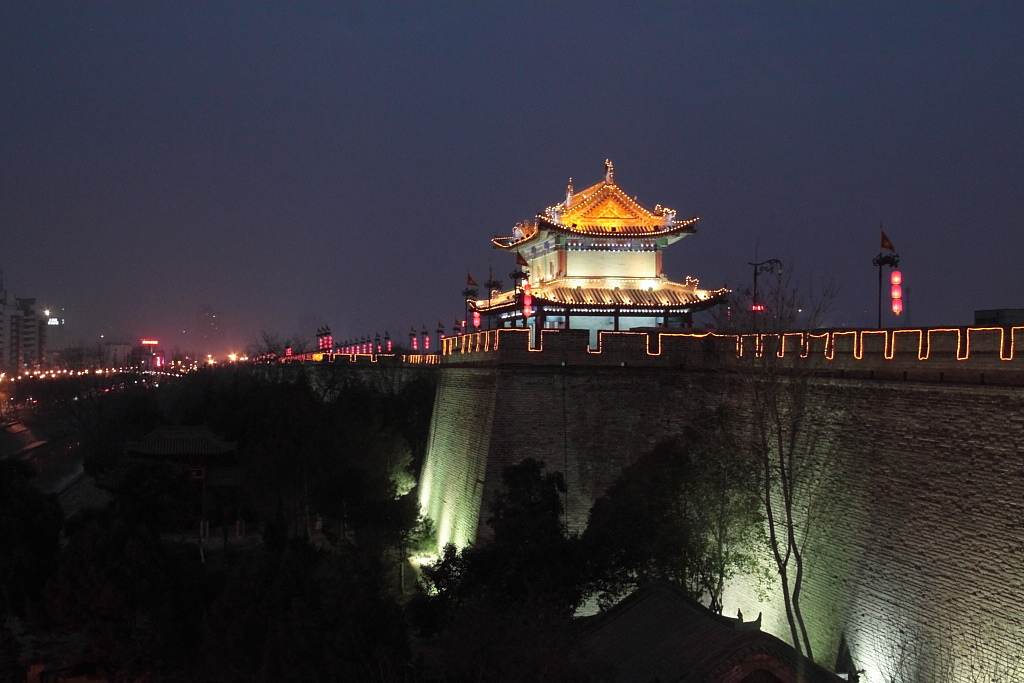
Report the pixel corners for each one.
[480,160,727,346]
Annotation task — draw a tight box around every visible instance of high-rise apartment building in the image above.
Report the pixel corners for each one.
[0,285,47,371]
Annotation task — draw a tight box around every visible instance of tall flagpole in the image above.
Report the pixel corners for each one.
[872,226,899,329]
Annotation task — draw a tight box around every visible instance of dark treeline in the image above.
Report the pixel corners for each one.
[2,367,765,682]
[2,364,436,681]
[409,411,765,680]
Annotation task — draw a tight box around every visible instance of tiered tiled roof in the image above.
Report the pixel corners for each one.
[492,160,698,249]
[475,279,728,313]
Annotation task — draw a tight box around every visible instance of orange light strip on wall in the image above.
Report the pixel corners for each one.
[779,333,806,358]
[434,326,1024,363]
[829,331,857,360]
[643,331,716,356]
[965,326,1014,361]
[587,330,649,355]
[858,330,888,360]
[891,329,925,360]
[806,332,829,359]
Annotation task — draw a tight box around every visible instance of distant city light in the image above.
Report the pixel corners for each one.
[141,339,159,345]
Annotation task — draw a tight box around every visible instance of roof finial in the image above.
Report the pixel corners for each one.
[565,177,574,205]
[604,159,614,184]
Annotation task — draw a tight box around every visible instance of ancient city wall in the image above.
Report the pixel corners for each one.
[712,376,1024,679]
[419,328,1024,679]
[417,367,498,550]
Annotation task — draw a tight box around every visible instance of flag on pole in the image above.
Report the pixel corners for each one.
[516,251,528,267]
[881,231,895,252]
[467,274,478,287]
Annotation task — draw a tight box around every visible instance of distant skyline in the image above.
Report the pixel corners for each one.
[3,2,1022,356]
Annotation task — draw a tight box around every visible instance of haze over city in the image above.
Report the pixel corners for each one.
[3,2,1022,357]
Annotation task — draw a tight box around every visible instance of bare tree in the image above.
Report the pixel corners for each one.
[870,612,1024,683]
[245,330,312,358]
[733,266,839,662]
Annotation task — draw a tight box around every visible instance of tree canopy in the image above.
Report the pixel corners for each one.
[583,409,765,613]
[413,458,588,680]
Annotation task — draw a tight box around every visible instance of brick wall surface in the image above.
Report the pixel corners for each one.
[418,368,498,550]
[419,330,1024,679]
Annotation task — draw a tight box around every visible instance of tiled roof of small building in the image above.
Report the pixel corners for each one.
[126,426,236,457]
[563,583,842,683]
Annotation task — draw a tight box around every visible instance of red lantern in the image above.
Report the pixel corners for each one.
[472,311,481,328]
[890,270,903,316]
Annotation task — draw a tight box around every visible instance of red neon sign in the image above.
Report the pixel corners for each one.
[141,339,159,345]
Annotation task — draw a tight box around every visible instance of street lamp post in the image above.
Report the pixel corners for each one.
[484,270,503,331]
[872,252,900,329]
[748,259,782,315]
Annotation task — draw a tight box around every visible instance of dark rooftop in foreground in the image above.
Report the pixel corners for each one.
[563,583,843,683]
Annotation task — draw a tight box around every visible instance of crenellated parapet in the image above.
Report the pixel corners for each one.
[442,328,726,368]
[276,351,441,365]
[440,326,1024,384]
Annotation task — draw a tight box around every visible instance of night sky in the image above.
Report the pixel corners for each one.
[3,3,1022,357]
